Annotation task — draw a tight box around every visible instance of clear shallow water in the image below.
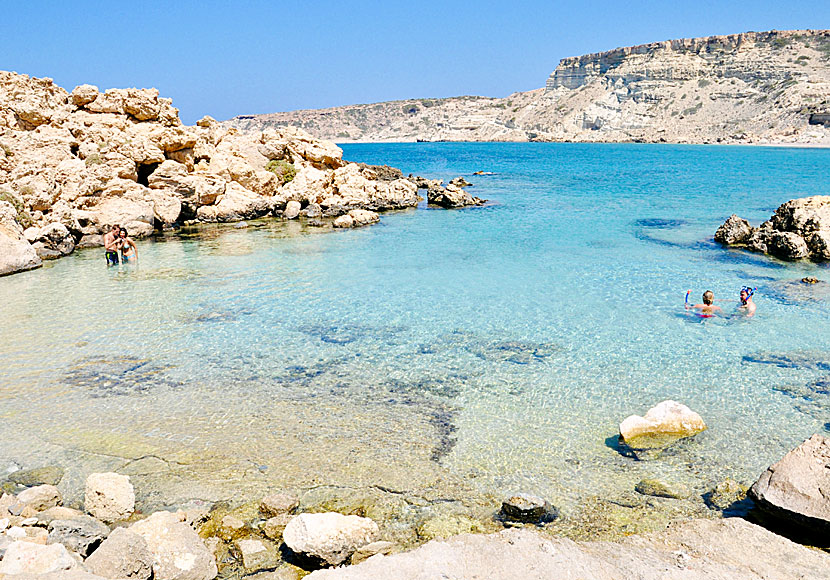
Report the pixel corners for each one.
[1,143,829,522]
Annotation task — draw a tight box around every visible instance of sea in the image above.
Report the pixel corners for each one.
[1,143,828,527]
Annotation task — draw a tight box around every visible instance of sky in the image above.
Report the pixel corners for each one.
[3,1,829,124]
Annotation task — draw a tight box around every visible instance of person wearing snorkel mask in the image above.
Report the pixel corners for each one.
[738,286,756,316]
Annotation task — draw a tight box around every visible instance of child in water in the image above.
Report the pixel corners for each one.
[686,290,722,318]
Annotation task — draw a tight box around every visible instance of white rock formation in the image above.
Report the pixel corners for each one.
[128,511,217,580]
[619,400,706,455]
[84,472,135,523]
[283,512,379,566]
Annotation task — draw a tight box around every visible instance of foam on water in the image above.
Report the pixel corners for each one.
[1,143,828,517]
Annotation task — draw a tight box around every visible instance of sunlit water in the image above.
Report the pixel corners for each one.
[1,143,829,525]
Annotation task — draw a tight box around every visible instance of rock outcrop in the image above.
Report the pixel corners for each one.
[227,30,830,146]
[303,518,830,579]
[0,71,423,276]
[716,196,830,261]
[749,433,830,535]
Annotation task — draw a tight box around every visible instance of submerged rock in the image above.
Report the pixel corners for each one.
[618,400,706,458]
[634,479,689,499]
[7,466,64,486]
[749,433,830,536]
[500,494,557,523]
[283,512,379,567]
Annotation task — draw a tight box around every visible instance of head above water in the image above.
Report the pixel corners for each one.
[702,290,714,305]
[740,286,755,304]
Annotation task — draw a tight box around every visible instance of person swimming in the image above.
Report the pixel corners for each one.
[685,290,723,318]
[738,286,756,316]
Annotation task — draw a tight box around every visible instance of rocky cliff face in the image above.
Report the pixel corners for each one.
[228,29,830,145]
[0,72,421,276]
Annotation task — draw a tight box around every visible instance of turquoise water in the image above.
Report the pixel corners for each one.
[1,143,829,520]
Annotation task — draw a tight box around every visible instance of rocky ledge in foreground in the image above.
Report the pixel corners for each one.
[306,518,829,579]
[716,195,830,261]
[0,71,485,277]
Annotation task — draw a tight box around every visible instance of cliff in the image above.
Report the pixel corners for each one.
[227,29,830,145]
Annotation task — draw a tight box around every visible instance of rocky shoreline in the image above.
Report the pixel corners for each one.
[2,403,828,579]
[0,71,485,277]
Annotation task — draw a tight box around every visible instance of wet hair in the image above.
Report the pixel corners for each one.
[702,290,714,305]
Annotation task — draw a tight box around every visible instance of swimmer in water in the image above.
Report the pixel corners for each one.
[738,286,756,317]
[686,290,722,318]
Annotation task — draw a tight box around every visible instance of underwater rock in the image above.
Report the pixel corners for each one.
[262,513,293,541]
[703,478,750,514]
[283,512,379,567]
[469,340,559,364]
[742,350,830,370]
[500,494,557,523]
[333,209,380,228]
[749,434,830,536]
[619,400,706,458]
[7,466,64,487]
[260,493,300,518]
[416,514,484,542]
[350,540,395,565]
[63,356,179,396]
[235,537,281,573]
[634,479,689,499]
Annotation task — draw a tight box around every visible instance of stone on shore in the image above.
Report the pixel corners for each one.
[283,200,301,219]
[36,506,85,524]
[85,472,135,523]
[84,526,154,580]
[234,537,281,573]
[349,541,394,565]
[282,512,379,567]
[0,540,78,575]
[303,518,830,580]
[714,214,753,245]
[129,511,217,580]
[333,209,379,229]
[0,200,42,276]
[619,400,706,457]
[749,433,830,534]
[47,515,110,557]
[14,484,61,512]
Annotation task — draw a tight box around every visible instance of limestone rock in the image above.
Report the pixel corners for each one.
[71,84,99,107]
[619,400,706,457]
[283,512,379,567]
[47,515,110,557]
[0,541,77,575]
[36,506,85,524]
[749,433,830,534]
[333,209,379,229]
[349,541,394,565]
[427,183,484,208]
[234,537,281,573]
[31,222,75,259]
[283,200,301,219]
[303,518,830,580]
[196,181,271,222]
[84,472,135,523]
[714,214,753,244]
[84,526,154,580]
[129,511,217,580]
[15,484,61,512]
[0,200,41,276]
[768,231,809,260]
[260,493,299,518]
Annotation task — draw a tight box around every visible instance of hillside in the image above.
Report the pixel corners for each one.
[226,30,830,145]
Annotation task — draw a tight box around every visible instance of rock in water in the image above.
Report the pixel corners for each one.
[85,472,135,523]
[714,214,753,245]
[333,209,380,228]
[749,433,830,535]
[0,200,41,276]
[619,400,706,457]
[260,492,300,518]
[85,527,154,580]
[14,484,61,511]
[7,466,64,486]
[500,494,556,523]
[129,511,217,580]
[283,200,301,219]
[283,512,379,567]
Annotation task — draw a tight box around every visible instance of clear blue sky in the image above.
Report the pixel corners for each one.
[4,1,828,123]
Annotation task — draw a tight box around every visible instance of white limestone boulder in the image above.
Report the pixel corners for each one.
[128,511,217,580]
[283,512,379,566]
[0,541,78,575]
[619,400,706,456]
[85,526,154,580]
[0,200,41,276]
[333,209,380,229]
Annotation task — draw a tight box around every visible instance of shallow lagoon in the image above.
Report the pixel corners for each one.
[1,143,828,532]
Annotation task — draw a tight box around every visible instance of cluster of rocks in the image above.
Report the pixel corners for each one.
[0,71,486,277]
[409,176,486,208]
[715,195,830,261]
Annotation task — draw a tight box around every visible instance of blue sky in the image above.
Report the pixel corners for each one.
[4,1,828,123]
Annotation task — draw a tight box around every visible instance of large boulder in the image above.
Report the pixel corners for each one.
[0,200,41,276]
[333,209,380,229]
[31,222,75,259]
[619,400,706,457]
[328,164,420,210]
[128,511,217,580]
[196,182,271,222]
[84,526,154,580]
[84,472,135,523]
[749,434,830,535]
[283,512,379,567]
[427,183,484,208]
[714,214,753,244]
[767,231,809,260]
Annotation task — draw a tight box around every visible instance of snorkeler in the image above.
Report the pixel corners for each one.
[685,290,723,317]
[738,286,756,317]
